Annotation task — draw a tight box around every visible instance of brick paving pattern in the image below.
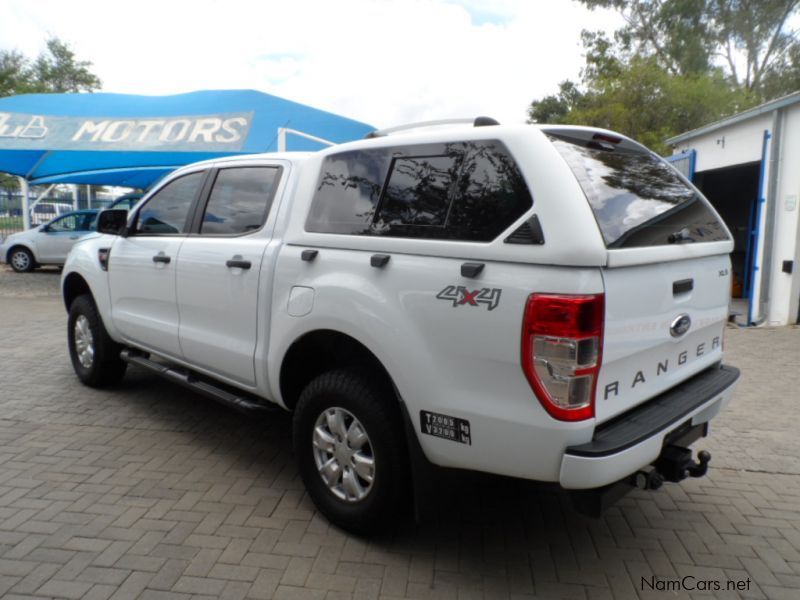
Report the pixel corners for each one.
[0,266,799,599]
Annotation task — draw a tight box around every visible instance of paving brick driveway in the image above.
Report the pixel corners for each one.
[0,267,799,600]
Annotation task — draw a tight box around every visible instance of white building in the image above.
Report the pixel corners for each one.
[667,91,800,326]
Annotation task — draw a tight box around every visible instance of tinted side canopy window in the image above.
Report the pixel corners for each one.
[305,140,533,242]
[547,132,729,248]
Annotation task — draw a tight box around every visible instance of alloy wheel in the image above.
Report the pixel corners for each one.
[312,407,375,502]
[74,315,95,368]
[11,250,30,271]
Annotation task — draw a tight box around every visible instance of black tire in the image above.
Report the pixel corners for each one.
[8,246,35,273]
[67,294,127,387]
[293,369,409,534]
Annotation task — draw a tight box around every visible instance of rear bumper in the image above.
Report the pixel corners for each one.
[559,364,739,489]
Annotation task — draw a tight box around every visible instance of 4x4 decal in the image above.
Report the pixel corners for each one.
[436,285,502,311]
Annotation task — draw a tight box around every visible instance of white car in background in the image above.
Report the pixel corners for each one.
[1,209,99,272]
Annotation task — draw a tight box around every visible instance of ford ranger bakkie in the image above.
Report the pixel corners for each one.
[61,119,739,533]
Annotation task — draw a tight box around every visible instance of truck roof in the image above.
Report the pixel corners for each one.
[173,123,642,174]
[183,151,316,169]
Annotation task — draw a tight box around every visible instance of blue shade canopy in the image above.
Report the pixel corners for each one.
[0,90,374,188]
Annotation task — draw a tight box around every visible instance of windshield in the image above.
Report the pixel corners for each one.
[547,132,729,248]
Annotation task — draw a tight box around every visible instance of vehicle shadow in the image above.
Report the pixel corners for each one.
[112,366,648,551]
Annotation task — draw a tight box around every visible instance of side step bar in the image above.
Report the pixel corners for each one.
[120,349,278,416]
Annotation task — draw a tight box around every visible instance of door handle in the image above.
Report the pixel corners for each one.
[226,259,252,270]
[69,235,80,240]
[673,279,693,295]
[370,254,390,268]
[152,255,171,264]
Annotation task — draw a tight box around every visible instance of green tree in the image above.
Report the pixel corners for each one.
[528,0,799,154]
[0,37,101,97]
[580,0,800,93]
[528,81,584,124]
[0,50,30,97]
[28,38,101,94]
[1,38,100,190]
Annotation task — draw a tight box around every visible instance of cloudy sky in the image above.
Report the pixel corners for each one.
[0,0,622,127]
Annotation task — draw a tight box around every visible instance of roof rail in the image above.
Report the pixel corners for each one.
[364,116,500,139]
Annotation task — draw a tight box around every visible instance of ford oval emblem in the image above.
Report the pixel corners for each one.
[670,313,692,338]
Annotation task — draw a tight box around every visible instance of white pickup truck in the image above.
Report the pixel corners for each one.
[61,120,740,532]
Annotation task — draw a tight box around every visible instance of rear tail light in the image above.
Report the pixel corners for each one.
[521,293,604,421]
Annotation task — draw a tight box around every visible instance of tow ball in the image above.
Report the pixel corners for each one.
[654,446,711,483]
[571,447,713,516]
[632,447,711,491]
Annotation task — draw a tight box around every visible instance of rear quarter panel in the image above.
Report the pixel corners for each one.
[268,246,604,482]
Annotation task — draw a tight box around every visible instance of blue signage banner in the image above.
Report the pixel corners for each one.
[0,111,253,152]
[0,90,374,187]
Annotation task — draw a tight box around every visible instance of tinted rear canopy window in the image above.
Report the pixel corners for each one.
[305,140,533,242]
[548,132,729,248]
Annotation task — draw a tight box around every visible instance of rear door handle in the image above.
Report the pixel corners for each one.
[69,235,80,240]
[226,259,252,269]
[152,255,171,264]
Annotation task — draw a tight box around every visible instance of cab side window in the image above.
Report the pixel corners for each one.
[84,212,99,231]
[47,214,80,232]
[200,167,281,235]
[135,172,205,235]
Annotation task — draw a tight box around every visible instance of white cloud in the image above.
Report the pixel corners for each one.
[0,0,622,127]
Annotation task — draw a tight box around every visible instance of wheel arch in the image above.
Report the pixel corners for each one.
[63,272,93,311]
[6,243,36,264]
[279,329,398,411]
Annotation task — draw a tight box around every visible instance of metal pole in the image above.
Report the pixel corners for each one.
[747,130,770,326]
[757,108,784,324]
[18,177,31,230]
[278,127,336,152]
[277,128,286,152]
[29,184,55,211]
[72,184,79,211]
[278,127,336,149]
[86,184,92,209]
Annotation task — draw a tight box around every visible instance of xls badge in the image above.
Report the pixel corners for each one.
[436,285,502,311]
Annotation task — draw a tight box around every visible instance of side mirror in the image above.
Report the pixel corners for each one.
[97,209,129,236]
[40,224,50,233]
